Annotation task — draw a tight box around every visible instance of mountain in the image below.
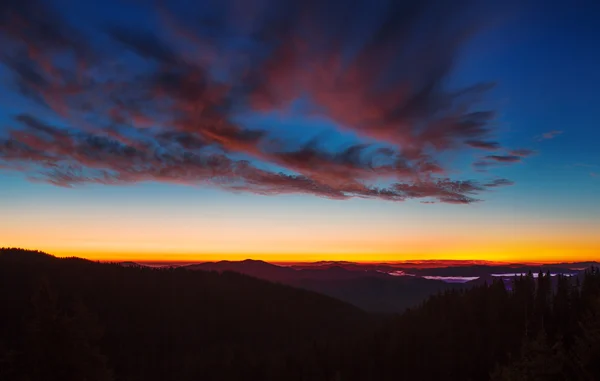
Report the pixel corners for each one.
[2,248,600,381]
[186,259,298,282]
[409,264,588,277]
[291,261,597,277]
[187,260,462,313]
[186,260,390,281]
[119,261,145,267]
[185,260,597,313]
[0,248,368,381]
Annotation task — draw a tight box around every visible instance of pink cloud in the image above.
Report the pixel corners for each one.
[0,0,531,205]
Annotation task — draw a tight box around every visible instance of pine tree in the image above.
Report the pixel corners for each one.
[571,297,600,380]
[551,275,574,347]
[23,279,113,381]
[490,332,567,381]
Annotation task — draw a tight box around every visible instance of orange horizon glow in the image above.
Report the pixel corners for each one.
[3,221,599,264]
[3,244,598,265]
[4,221,599,263]
[2,187,599,265]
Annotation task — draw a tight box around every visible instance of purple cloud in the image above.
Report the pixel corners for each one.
[485,155,522,163]
[465,140,501,150]
[0,0,531,205]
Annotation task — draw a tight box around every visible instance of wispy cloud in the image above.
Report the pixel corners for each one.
[466,140,501,150]
[484,179,515,188]
[485,155,522,163]
[510,149,536,157]
[0,0,531,204]
[536,130,563,141]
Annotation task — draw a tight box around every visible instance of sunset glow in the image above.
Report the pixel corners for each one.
[3,2,600,381]
[1,0,599,264]
[2,182,598,263]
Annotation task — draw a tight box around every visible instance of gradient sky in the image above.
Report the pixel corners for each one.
[1,0,599,263]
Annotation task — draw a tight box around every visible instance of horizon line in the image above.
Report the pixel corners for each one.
[2,248,598,267]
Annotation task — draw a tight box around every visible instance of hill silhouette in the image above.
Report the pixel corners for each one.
[0,248,368,381]
[187,260,463,312]
[2,248,600,381]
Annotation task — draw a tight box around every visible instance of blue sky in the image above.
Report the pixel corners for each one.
[0,0,599,261]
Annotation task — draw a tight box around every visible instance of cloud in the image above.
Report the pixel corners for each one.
[108,27,181,65]
[536,130,563,141]
[476,149,532,169]
[485,155,522,163]
[0,0,529,205]
[226,0,502,156]
[1,114,493,203]
[510,149,536,157]
[393,180,483,204]
[484,179,515,187]
[592,172,599,178]
[466,140,500,150]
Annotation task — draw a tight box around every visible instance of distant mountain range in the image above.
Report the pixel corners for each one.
[4,249,600,380]
[0,248,368,381]
[183,260,462,312]
[120,259,597,313]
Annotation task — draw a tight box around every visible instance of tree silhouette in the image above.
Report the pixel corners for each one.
[23,279,113,381]
[2,248,600,381]
[571,296,600,380]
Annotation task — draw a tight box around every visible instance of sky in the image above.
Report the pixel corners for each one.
[1,0,599,263]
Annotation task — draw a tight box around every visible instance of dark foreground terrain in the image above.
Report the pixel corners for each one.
[1,248,599,381]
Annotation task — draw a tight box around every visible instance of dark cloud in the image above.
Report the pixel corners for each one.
[16,114,63,135]
[269,142,414,186]
[484,178,515,187]
[393,179,483,204]
[0,0,529,205]
[510,149,536,157]
[0,114,476,203]
[156,131,207,150]
[0,0,85,53]
[485,155,522,163]
[2,54,49,89]
[108,27,180,65]
[466,140,500,150]
[224,0,501,156]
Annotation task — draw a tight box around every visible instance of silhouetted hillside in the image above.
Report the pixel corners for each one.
[293,276,460,313]
[188,261,594,313]
[186,260,298,282]
[2,248,600,381]
[0,248,368,381]
[288,261,597,278]
[186,260,391,282]
[188,260,462,312]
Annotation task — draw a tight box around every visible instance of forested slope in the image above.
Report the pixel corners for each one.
[1,248,599,381]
